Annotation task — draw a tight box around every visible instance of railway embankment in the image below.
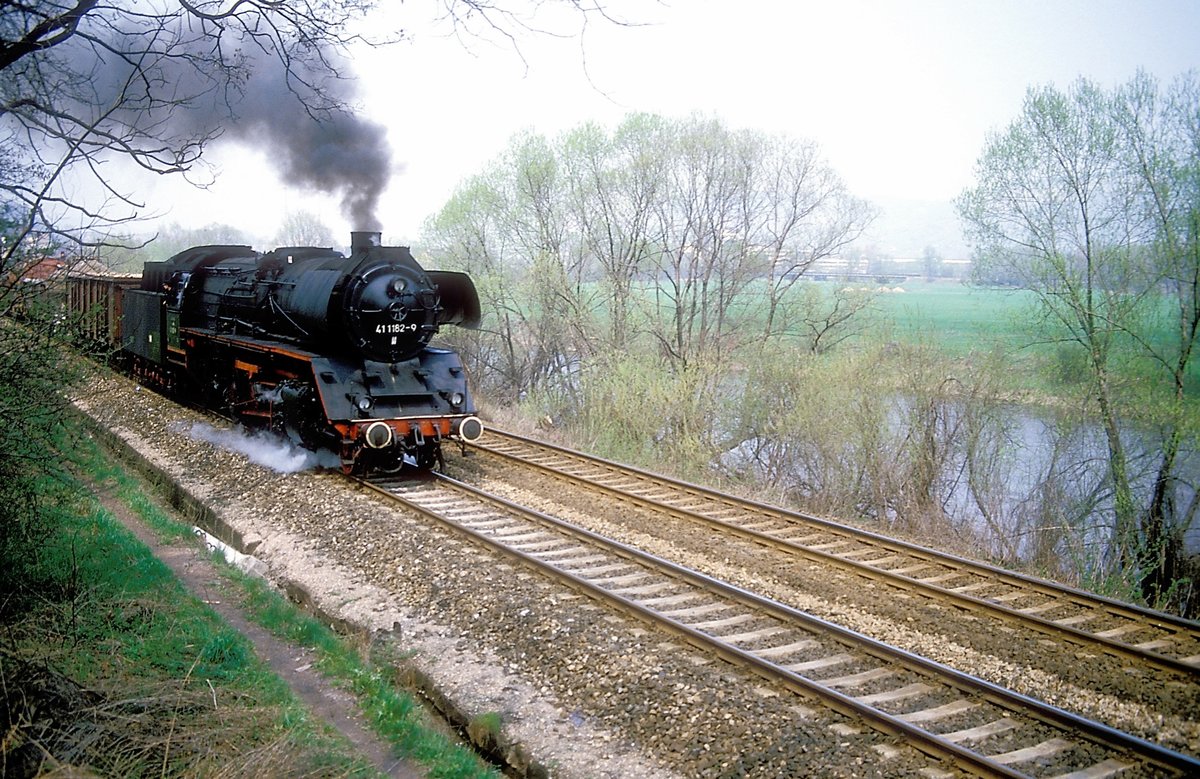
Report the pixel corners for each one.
[69,370,685,779]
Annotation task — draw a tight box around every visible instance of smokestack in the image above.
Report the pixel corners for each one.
[351,231,381,253]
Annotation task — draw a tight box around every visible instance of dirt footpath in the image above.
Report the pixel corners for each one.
[89,483,426,779]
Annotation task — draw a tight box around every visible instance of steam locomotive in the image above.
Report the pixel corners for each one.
[116,230,483,472]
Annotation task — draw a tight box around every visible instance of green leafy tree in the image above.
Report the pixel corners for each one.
[0,203,82,590]
[1111,71,1200,600]
[958,72,1200,610]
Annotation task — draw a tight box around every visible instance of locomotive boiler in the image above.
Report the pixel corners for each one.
[120,230,483,472]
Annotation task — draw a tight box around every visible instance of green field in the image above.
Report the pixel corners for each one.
[855,280,1038,354]
[848,279,1200,397]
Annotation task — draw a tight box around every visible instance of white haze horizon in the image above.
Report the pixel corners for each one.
[123,0,1200,260]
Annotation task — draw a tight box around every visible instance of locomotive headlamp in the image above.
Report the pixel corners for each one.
[389,278,407,296]
[454,416,484,442]
[355,394,374,412]
[450,391,465,407]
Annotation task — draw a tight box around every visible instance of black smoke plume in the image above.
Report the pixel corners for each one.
[79,17,395,230]
[223,61,393,231]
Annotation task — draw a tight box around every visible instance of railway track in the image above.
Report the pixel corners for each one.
[467,429,1200,678]
[361,470,1200,778]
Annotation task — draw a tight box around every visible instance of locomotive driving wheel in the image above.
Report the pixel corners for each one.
[276,383,326,452]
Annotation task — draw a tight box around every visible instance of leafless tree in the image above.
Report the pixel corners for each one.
[646,117,872,372]
[561,115,667,351]
[0,1,392,264]
[424,112,876,468]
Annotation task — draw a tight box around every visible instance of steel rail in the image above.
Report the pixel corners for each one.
[358,472,1200,778]
[473,428,1200,677]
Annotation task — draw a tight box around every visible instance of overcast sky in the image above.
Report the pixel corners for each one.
[144,0,1200,251]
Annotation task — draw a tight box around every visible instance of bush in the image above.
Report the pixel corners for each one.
[568,351,725,478]
[0,316,83,605]
[726,343,898,520]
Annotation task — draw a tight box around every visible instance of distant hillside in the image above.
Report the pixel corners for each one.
[857,197,969,258]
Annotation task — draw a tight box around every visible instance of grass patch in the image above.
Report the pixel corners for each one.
[0,418,499,778]
[468,712,504,739]
[231,571,497,778]
[3,489,377,777]
[859,280,1200,398]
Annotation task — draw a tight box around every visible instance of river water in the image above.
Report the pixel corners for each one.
[723,398,1200,561]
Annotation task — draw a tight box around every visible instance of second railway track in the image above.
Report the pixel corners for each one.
[466,429,1200,679]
